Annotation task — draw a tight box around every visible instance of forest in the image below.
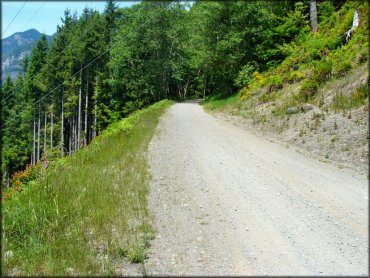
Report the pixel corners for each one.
[0,0,365,184]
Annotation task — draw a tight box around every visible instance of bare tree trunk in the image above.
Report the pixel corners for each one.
[61,91,64,156]
[93,102,97,138]
[203,76,207,100]
[69,118,72,155]
[74,113,77,152]
[44,111,47,155]
[84,77,88,146]
[50,108,53,150]
[310,0,318,33]
[37,105,41,162]
[78,84,82,150]
[72,114,75,153]
[184,79,189,100]
[32,114,36,165]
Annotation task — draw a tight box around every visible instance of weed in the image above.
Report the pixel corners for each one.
[127,246,146,263]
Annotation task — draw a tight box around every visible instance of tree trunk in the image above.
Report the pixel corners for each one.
[32,114,36,165]
[85,77,88,146]
[93,102,97,138]
[78,85,82,150]
[69,118,72,155]
[37,105,41,162]
[44,111,47,155]
[310,0,318,33]
[61,91,64,156]
[203,76,207,100]
[74,113,77,152]
[50,109,53,150]
[73,114,76,153]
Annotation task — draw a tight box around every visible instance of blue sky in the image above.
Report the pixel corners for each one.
[2,1,138,39]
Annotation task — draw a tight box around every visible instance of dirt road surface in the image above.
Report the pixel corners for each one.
[145,102,368,276]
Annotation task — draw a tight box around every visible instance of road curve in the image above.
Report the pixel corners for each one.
[145,102,368,276]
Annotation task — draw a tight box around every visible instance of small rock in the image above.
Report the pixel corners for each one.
[300,103,314,112]
[286,106,299,115]
[313,111,324,118]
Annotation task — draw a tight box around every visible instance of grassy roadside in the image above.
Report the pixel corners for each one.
[2,100,173,275]
[202,91,240,112]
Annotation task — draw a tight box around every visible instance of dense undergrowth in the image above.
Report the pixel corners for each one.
[204,1,368,114]
[2,100,173,275]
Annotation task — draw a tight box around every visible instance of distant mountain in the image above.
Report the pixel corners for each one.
[1,29,55,80]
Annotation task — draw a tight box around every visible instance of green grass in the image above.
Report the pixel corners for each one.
[332,84,368,111]
[2,100,173,275]
[202,91,240,111]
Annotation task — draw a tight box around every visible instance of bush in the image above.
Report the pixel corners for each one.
[240,72,266,100]
[287,71,305,83]
[267,75,283,92]
[300,78,319,100]
[235,64,255,88]
[334,62,352,77]
[357,50,368,64]
[314,60,333,82]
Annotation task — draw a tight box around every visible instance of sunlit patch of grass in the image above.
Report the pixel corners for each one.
[202,91,240,111]
[2,100,174,275]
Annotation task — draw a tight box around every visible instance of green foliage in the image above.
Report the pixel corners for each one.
[287,71,305,83]
[334,62,352,77]
[202,91,240,111]
[2,100,173,275]
[234,64,255,88]
[332,84,368,110]
[266,75,283,92]
[313,60,333,82]
[300,78,319,100]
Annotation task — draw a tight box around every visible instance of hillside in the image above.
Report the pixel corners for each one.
[203,1,368,175]
[1,29,54,79]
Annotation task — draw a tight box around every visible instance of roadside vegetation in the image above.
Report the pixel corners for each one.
[2,100,173,275]
[203,1,367,116]
[202,1,368,174]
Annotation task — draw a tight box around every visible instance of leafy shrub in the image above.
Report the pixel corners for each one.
[235,64,255,88]
[287,71,305,83]
[357,50,368,64]
[300,78,319,100]
[314,60,333,82]
[267,75,283,92]
[334,62,352,77]
[240,72,266,100]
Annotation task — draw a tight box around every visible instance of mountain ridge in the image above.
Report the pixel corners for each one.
[2,29,55,80]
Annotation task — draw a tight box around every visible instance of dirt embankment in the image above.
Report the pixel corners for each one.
[220,65,368,176]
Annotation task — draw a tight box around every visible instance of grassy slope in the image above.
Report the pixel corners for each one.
[202,91,240,112]
[203,2,368,115]
[2,100,173,275]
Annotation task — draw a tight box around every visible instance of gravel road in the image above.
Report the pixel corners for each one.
[145,102,368,276]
